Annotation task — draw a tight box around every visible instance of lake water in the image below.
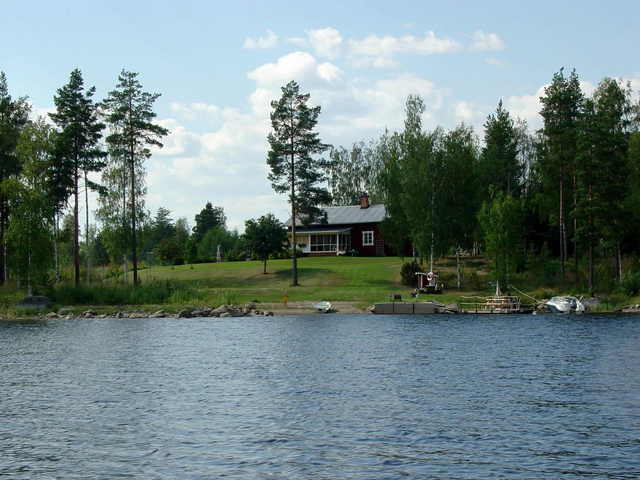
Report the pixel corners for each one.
[1,314,640,479]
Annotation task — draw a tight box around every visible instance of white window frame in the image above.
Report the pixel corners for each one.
[362,230,374,246]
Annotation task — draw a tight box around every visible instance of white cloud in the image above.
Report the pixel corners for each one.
[348,31,462,68]
[454,101,483,124]
[247,51,343,87]
[505,86,546,128]
[139,54,450,229]
[169,102,221,122]
[321,73,445,136]
[243,30,279,49]
[469,30,505,52]
[307,27,343,59]
[317,62,342,83]
[98,55,640,232]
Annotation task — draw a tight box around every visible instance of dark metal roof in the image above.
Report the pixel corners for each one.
[293,226,352,234]
[290,204,386,226]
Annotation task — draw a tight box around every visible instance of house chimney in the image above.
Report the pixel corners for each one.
[359,193,370,209]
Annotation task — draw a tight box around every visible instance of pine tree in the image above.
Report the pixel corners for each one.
[267,80,330,286]
[103,70,168,285]
[50,69,105,286]
[192,202,226,243]
[480,100,521,198]
[575,78,632,290]
[539,68,584,279]
[0,72,30,285]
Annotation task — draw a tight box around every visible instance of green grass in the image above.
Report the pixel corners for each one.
[136,256,489,307]
[136,256,404,306]
[3,255,640,314]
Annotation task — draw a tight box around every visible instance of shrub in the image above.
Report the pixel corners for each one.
[47,280,204,306]
[621,271,640,296]
[400,260,422,287]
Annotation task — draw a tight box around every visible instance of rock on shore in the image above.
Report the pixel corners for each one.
[42,303,274,320]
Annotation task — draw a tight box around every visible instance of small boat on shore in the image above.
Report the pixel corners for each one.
[314,301,332,313]
[544,296,585,314]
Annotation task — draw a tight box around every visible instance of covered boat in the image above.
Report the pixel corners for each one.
[314,301,333,313]
[545,296,585,314]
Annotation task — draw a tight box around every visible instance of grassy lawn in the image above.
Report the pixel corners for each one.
[138,256,407,306]
[137,256,489,308]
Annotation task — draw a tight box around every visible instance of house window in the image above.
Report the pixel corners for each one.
[310,234,337,252]
[339,233,351,252]
[362,230,374,246]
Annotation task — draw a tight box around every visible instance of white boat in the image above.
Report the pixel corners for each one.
[545,296,586,314]
[314,301,332,313]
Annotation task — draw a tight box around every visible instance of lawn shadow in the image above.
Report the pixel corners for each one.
[273,267,337,285]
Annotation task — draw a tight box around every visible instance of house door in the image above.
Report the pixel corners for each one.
[375,238,385,256]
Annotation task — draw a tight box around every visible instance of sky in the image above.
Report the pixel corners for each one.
[2,0,639,231]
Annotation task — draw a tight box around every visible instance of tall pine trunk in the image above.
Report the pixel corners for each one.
[74,164,80,286]
[587,184,594,294]
[121,154,128,283]
[54,213,60,283]
[573,171,578,283]
[0,195,5,285]
[559,176,565,279]
[616,243,622,284]
[290,126,298,286]
[588,245,593,294]
[84,170,90,284]
[130,148,138,285]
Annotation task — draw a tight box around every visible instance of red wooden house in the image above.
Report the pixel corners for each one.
[288,194,398,257]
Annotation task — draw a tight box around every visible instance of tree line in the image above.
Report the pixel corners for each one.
[326,69,640,293]
[2,68,639,294]
[0,69,289,294]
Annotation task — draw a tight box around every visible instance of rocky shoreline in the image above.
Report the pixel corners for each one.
[6,302,274,320]
[3,299,640,321]
[22,303,275,321]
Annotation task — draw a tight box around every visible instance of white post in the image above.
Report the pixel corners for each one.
[336,232,339,254]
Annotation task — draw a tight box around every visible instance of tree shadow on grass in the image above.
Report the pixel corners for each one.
[273,267,336,285]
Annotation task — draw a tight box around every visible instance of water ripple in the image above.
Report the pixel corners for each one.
[1,314,639,478]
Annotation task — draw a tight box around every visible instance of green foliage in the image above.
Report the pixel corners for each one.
[478,191,524,287]
[267,80,330,285]
[48,280,203,305]
[50,68,107,285]
[328,141,383,205]
[0,71,31,285]
[621,271,640,296]
[267,80,331,222]
[480,100,521,198]
[103,69,169,285]
[192,202,226,242]
[197,226,233,262]
[244,213,287,273]
[156,237,183,265]
[377,96,480,260]
[538,68,584,276]
[400,260,422,286]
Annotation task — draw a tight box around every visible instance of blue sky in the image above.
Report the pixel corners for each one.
[2,0,639,230]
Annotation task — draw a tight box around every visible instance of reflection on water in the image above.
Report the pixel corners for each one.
[2,314,640,479]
